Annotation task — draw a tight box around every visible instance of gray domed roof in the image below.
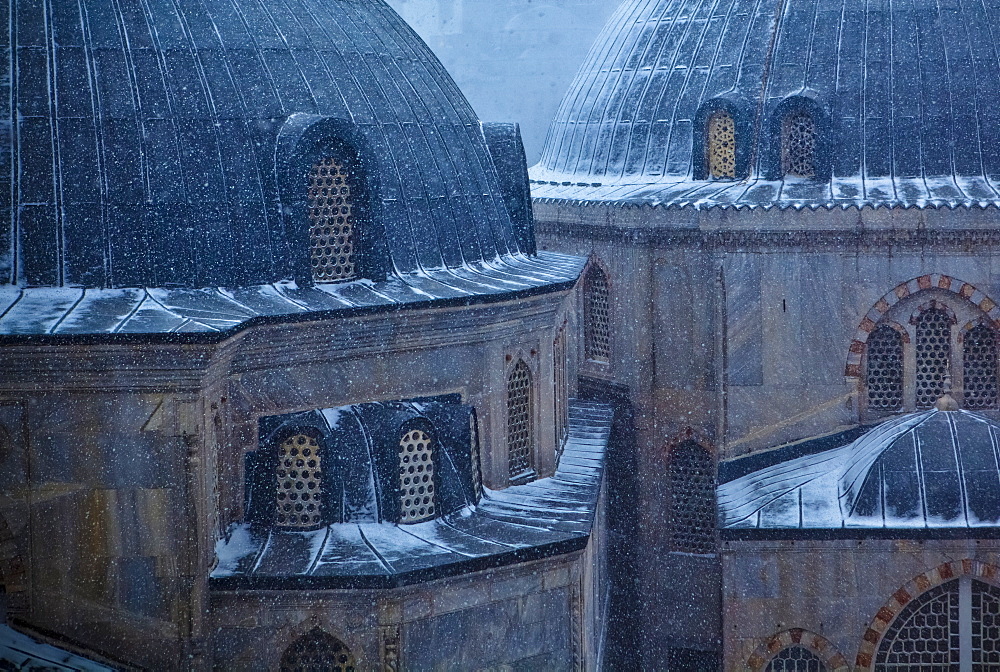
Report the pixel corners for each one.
[1,0,533,289]
[719,410,1000,530]
[532,0,1000,209]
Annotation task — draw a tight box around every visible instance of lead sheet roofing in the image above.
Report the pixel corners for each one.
[530,0,1000,210]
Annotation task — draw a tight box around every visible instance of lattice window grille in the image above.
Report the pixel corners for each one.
[867,325,904,411]
[973,579,1000,668]
[765,647,828,672]
[507,360,534,477]
[964,325,999,410]
[469,412,482,499]
[276,434,323,528]
[667,440,716,554]
[876,583,959,669]
[554,323,569,453]
[707,110,736,179]
[308,156,356,282]
[585,267,611,362]
[398,428,436,524]
[782,111,816,178]
[915,308,952,409]
[280,629,355,672]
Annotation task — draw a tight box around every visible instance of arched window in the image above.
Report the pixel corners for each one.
[584,265,611,363]
[667,439,715,554]
[915,308,952,408]
[875,577,1000,669]
[276,434,323,528]
[707,110,736,179]
[866,325,904,412]
[308,156,357,282]
[398,427,436,524]
[507,360,534,478]
[964,324,999,410]
[280,628,355,672]
[781,111,816,178]
[553,321,569,451]
[765,646,827,672]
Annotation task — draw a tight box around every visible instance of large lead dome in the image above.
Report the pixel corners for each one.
[1,0,530,288]
[532,0,1000,209]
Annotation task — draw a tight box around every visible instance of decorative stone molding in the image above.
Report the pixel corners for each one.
[746,628,850,672]
[854,559,1000,669]
[845,275,1000,377]
[381,623,401,672]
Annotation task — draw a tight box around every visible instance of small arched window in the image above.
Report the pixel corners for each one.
[584,265,611,363]
[553,321,569,452]
[781,111,816,178]
[507,360,534,478]
[707,110,736,179]
[964,324,999,410]
[308,156,357,282]
[915,308,952,408]
[667,439,715,554]
[280,628,355,672]
[398,427,436,524]
[276,434,323,529]
[866,325,904,412]
[765,646,827,672]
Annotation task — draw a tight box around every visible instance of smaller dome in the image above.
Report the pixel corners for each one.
[719,409,1000,530]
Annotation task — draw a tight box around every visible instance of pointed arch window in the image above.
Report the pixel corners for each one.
[276,434,323,529]
[781,111,816,178]
[398,427,436,524]
[308,156,357,282]
[507,360,534,478]
[765,647,827,672]
[584,265,611,363]
[280,628,355,672]
[964,324,998,410]
[667,439,715,554]
[915,308,952,408]
[866,325,904,412]
[707,110,736,179]
[876,577,1000,669]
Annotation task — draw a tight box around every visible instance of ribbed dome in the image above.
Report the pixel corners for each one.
[532,0,1000,209]
[719,410,1000,530]
[1,0,525,288]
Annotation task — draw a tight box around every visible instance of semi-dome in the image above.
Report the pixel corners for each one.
[0,0,583,336]
[719,409,1000,530]
[532,0,1000,209]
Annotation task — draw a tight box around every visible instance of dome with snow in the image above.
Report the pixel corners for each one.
[531,0,1000,209]
[719,409,1000,530]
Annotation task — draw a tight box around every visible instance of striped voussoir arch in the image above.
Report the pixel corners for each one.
[745,628,850,672]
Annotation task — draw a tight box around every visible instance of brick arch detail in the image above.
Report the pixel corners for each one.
[855,558,1000,669]
[0,511,28,617]
[845,274,1000,377]
[746,628,850,672]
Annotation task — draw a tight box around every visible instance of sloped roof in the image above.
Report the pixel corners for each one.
[211,400,612,589]
[0,624,113,671]
[719,410,1000,530]
[531,0,1000,210]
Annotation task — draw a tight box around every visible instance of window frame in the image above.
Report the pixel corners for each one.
[506,357,536,483]
[665,436,716,555]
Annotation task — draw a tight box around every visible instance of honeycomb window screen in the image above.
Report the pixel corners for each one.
[915,308,952,408]
[308,156,357,282]
[507,360,534,478]
[280,628,355,672]
[765,647,827,672]
[972,579,1000,668]
[876,582,959,669]
[707,110,736,179]
[584,266,611,362]
[667,440,715,554]
[781,111,816,178]
[398,428,436,524]
[964,325,999,410]
[866,325,904,411]
[276,434,323,528]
